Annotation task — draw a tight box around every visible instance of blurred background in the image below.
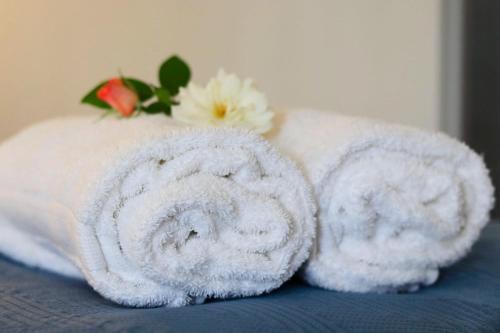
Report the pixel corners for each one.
[0,0,446,137]
[0,0,498,214]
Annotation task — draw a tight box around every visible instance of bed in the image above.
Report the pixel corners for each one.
[1,223,499,333]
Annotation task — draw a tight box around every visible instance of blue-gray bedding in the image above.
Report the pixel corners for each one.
[1,223,499,333]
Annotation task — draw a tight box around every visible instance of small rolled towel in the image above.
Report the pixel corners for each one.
[0,115,315,307]
[268,109,494,292]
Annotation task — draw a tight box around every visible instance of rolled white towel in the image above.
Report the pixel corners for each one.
[268,109,494,292]
[0,115,315,307]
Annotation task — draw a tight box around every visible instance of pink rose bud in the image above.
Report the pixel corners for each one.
[97,78,138,117]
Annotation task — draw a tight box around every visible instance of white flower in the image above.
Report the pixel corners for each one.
[172,69,274,134]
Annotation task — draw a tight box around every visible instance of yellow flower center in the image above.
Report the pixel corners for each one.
[213,102,227,119]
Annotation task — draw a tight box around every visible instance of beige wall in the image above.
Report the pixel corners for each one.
[0,0,441,140]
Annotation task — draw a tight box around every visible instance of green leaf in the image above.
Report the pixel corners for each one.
[159,55,191,95]
[122,78,154,102]
[143,101,171,115]
[154,87,171,105]
[81,81,111,109]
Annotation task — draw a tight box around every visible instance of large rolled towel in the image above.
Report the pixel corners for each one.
[0,115,315,307]
[268,109,494,292]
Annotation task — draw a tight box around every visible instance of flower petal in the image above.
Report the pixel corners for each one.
[172,70,274,133]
